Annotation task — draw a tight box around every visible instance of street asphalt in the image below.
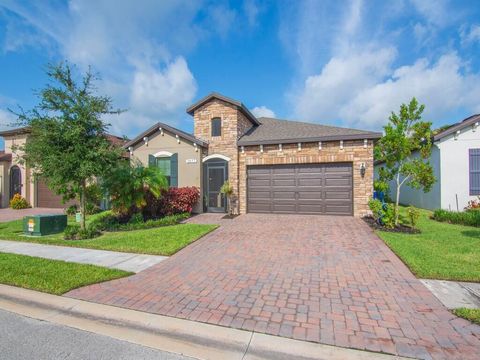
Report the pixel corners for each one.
[0,309,195,360]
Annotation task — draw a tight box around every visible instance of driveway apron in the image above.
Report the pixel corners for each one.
[66,214,480,359]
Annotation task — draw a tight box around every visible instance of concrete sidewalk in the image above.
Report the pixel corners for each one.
[0,284,407,360]
[421,279,480,309]
[0,240,166,272]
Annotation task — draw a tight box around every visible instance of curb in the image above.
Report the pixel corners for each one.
[0,285,407,360]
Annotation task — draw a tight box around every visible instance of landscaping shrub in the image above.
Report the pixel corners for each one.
[90,210,190,232]
[368,199,383,222]
[382,203,396,229]
[406,206,420,229]
[64,223,100,240]
[368,198,395,229]
[65,204,78,216]
[432,209,480,227]
[85,202,101,215]
[9,193,30,210]
[143,187,200,218]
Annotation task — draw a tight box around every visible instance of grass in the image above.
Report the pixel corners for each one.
[376,207,480,282]
[0,218,218,256]
[453,308,480,325]
[0,252,131,295]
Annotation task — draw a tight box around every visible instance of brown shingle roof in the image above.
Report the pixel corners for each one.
[0,151,12,162]
[237,117,382,146]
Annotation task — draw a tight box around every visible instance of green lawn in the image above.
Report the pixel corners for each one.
[376,207,480,282]
[453,308,480,325]
[0,219,218,256]
[0,252,131,295]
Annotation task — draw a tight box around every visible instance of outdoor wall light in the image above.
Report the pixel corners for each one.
[360,162,366,178]
[474,122,479,132]
[128,146,133,155]
[143,136,148,146]
[159,127,164,136]
[454,130,460,140]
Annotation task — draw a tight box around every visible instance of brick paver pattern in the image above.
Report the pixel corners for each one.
[67,214,480,359]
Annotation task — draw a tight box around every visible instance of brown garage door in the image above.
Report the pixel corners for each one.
[37,180,74,208]
[247,163,353,215]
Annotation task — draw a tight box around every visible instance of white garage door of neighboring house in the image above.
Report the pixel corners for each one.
[247,163,353,215]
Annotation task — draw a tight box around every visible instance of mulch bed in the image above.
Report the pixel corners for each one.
[362,216,420,234]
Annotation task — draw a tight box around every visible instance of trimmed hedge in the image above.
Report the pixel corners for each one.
[432,209,480,227]
[89,211,190,232]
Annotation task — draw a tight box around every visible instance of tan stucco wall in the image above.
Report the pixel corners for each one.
[130,129,203,213]
[239,140,374,217]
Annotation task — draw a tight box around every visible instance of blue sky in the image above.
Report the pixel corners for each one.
[0,0,480,143]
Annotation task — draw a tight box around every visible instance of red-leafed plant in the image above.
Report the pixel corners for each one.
[143,187,200,219]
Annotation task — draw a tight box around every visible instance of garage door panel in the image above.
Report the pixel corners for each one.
[273,191,296,199]
[247,163,352,215]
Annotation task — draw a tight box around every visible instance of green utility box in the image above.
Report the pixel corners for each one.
[23,215,68,236]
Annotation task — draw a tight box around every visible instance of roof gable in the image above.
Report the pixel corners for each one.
[186,92,260,126]
[433,114,480,142]
[124,121,208,149]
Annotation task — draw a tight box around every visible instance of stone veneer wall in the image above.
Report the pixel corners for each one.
[193,99,253,212]
[238,140,374,217]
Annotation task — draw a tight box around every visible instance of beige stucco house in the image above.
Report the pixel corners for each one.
[0,127,124,209]
[126,93,381,216]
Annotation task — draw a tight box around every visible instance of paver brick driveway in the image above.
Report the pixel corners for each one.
[67,214,480,359]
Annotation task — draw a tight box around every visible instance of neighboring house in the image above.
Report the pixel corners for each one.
[126,92,381,216]
[0,127,126,208]
[374,114,480,211]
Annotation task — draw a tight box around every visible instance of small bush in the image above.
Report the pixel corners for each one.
[65,205,78,216]
[144,187,200,218]
[9,193,31,210]
[382,203,396,229]
[406,206,420,229]
[368,199,383,222]
[128,212,144,224]
[85,202,101,215]
[64,223,100,240]
[432,209,480,227]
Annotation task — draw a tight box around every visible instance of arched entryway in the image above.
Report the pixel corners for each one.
[9,165,22,199]
[203,156,229,212]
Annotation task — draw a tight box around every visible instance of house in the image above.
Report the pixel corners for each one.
[0,92,380,215]
[374,114,480,211]
[0,127,126,208]
[126,92,381,216]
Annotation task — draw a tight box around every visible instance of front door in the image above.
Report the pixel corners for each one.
[207,166,226,212]
[9,166,22,200]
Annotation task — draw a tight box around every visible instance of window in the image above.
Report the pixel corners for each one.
[211,117,221,137]
[470,149,480,195]
[148,153,178,188]
[157,157,171,185]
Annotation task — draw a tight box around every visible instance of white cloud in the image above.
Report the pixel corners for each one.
[243,0,260,27]
[461,24,480,45]
[294,52,480,129]
[130,57,197,118]
[251,106,276,118]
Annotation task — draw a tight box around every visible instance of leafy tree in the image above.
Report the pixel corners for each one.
[375,98,435,225]
[102,160,168,217]
[12,63,123,229]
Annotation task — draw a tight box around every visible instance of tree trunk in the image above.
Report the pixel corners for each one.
[80,181,87,230]
[395,174,400,226]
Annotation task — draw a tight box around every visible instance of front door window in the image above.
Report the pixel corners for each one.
[207,167,226,211]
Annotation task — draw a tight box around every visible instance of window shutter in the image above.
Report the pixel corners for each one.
[470,149,480,195]
[170,153,178,187]
[148,154,156,168]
